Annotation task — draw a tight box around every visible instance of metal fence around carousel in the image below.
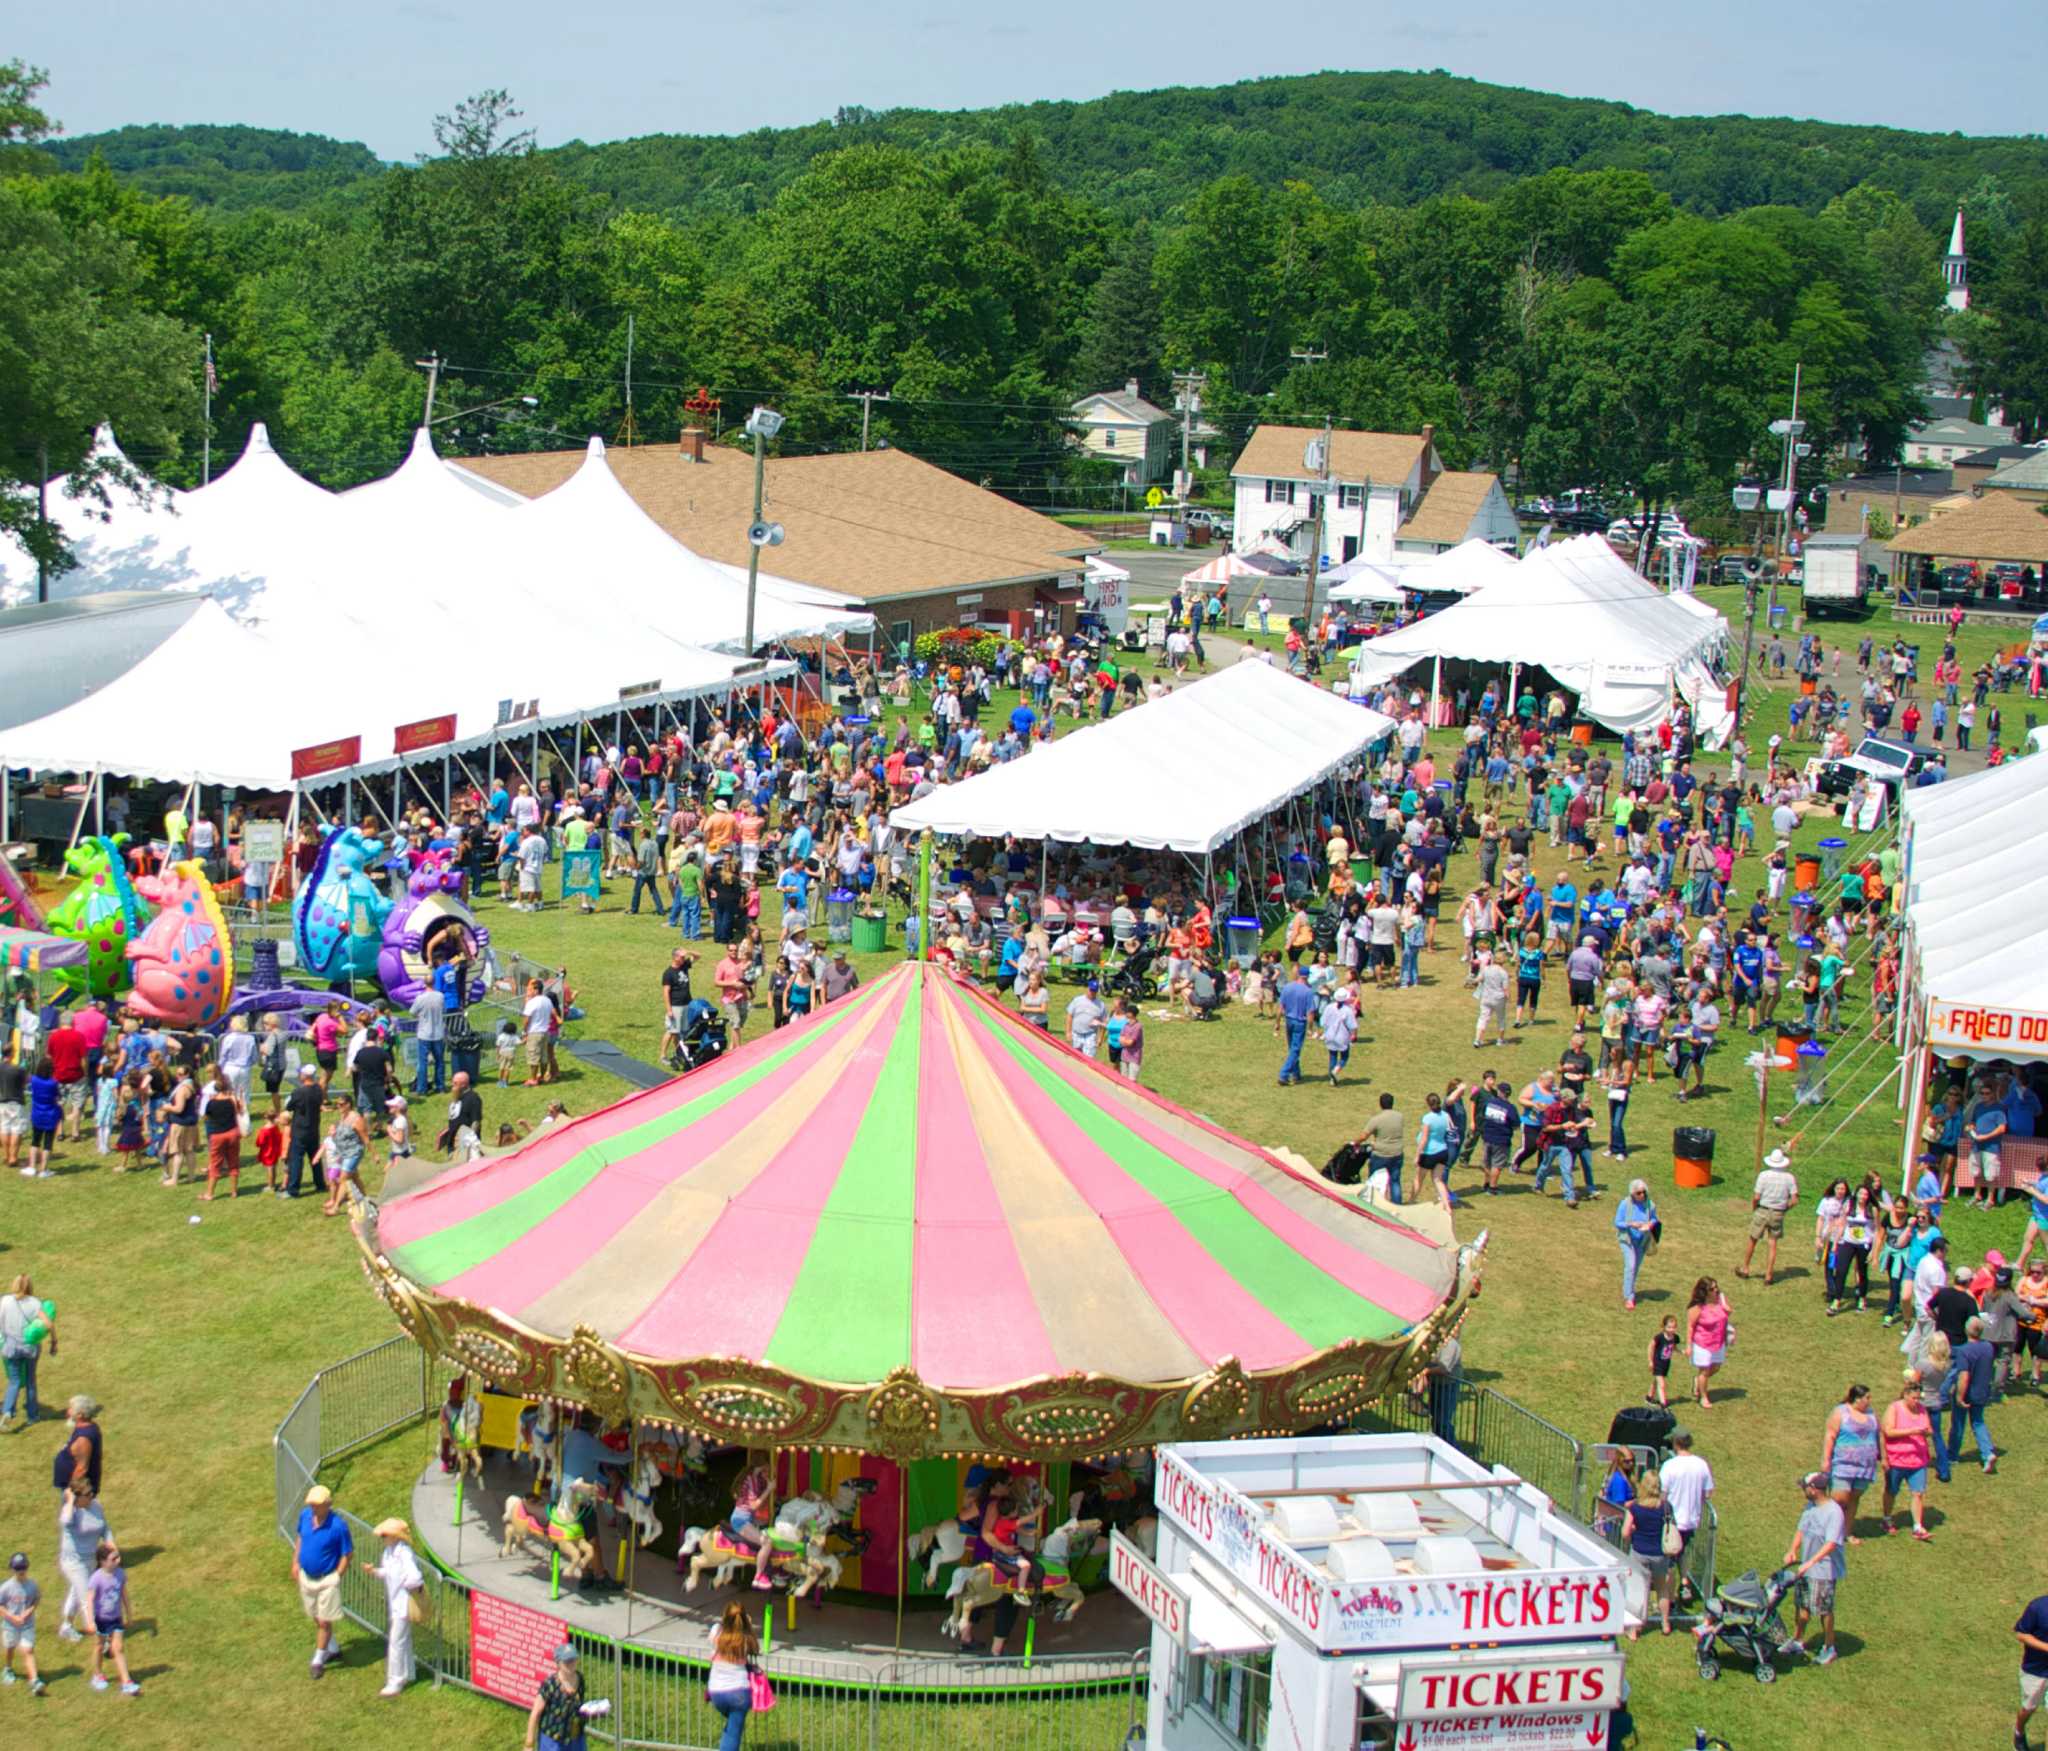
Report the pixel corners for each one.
[273,1339,1149,1751]
[275,1343,1720,1747]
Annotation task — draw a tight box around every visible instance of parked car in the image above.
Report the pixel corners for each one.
[1816,736,1934,799]
[1607,513,1693,552]
[1715,554,1761,585]
[1517,489,1610,532]
[1186,508,1234,538]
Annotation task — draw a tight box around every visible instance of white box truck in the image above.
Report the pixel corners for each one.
[1802,533,1874,615]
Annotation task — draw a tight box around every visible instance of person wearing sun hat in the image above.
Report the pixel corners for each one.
[293,1485,351,1678]
[367,1517,424,1697]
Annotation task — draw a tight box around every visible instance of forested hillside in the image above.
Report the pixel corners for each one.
[55,72,2048,226]
[8,58,2048,580]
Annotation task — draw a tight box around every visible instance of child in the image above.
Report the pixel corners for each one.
[1648,1316,1678,1408]
[0,1551,44,1695]
[93,1067,120,1156]
[1105,1001,1126,1072]
[113,1075,146,1174]
[495,1015,519,1086]
[86,1541,139,1696]
[254,1109,285,1194]
[1981,1267,2024,1395]
[385,1096,413,1171]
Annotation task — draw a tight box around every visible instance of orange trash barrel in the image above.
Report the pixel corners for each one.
[1673,1124,1715,1189]
[1674,1156,1713,1189]
[1793,855,1821,892]
[1571,723,1594,747]
[1799,677,1817,697]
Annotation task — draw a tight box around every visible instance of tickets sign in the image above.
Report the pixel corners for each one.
[1393,1712,1611,1751]
[1927,998,2048,1056]
[1397,1650,1623,1721]
[1108,1529,1188,1645]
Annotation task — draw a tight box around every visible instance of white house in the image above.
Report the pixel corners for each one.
[1071,379,1174,485]
[1393,470,1519,555]
[1904,415,2010,466]
[1230,424,1443,566]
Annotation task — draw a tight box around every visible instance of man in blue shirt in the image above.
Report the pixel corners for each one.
[557,1414,621,1589]
[293,1485,353,1677]
[486,783,510,824]
[1474,1071,1519,1194]
[1547,876,1579,952]
[1276,968,1317,1085]
[1009,702,1038,741]
[1731,931,1765,1032]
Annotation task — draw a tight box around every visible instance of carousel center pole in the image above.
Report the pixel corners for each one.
[918,829,934,964]
[893,1464,907,1653]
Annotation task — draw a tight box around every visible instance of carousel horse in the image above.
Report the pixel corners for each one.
[678,1476,877,1595]
[516,1401,561,1498]
[906,1474,1045,1590]
[441,1384,484,1487]
[941,1515,1102,1635]
[620,1448,665,1550]
[501,1478,602,1579]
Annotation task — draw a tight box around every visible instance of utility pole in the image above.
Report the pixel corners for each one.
[202,332,216,485]
[741,406,786,653]
[1291,345,1332,623]
[617,315,638,448]
[1767,363,1805,633]
[1171,368,1206,481]
[847,389,890,452]
[415,352,442,427]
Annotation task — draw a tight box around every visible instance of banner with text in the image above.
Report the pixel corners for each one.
[290,737,362,781]
[469,1591,571,1708]
[393,714,458,756]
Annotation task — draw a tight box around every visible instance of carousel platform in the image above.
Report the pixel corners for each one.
[410,1455,1149,1690]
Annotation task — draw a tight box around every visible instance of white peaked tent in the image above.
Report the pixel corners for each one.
[1328,538,1514,606]
[888,659,1395,853]
[502,438,872,649]
[1901,753,2048,1013]
[1344,534,1731,742]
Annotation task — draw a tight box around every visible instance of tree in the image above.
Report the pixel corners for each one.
[0,186,197,581]
[431,89,534,162]
[1964,208,2048,441]
[1071,223,1161,397]
[0,57,55,166]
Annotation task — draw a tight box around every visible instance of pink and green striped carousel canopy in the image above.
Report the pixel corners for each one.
[374,963,1463,1455]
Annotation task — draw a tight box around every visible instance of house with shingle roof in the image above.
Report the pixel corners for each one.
[1229,423,1444,566]
[1980,448,2048,508]
[461,434,1094,650]
[1070,379,1173,485]
[1394,470,1518,555]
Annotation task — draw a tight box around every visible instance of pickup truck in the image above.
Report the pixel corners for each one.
[1815,736,1933,799]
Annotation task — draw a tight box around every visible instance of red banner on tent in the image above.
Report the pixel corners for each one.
[393,714,457,756]
[469,1591,570,1707]
[290,736,362,780]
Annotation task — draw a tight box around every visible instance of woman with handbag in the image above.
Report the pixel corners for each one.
[706,1600,764,1749]
[1621,1471,1675,1637]
[367,1517,424,1697]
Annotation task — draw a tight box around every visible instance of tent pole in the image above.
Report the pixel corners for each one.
[66,770,98,853]
[92,771,104,838]
[0,763,8,845]
[344,776,353,829]
[441,753,451,824]
[1429,656,1442,731]
[918,830,934,963]
[1507,662,1519,718]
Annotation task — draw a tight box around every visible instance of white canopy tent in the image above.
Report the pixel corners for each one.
[1901,754,2048,1013]
[888,659,1395,854]
[1327,538,1514,606]
[1343,534,1731,743]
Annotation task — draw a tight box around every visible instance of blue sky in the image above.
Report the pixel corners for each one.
[16,0,2044,158]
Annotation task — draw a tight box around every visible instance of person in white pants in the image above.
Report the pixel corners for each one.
[56,1479,108,1640]
[368,1518,425,1696]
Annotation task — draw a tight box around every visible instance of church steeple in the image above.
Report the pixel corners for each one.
[1945,207,1969,312]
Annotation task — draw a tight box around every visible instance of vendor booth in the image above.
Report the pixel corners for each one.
[1121,1433,1628,1751]
[1897,753,2048,1194]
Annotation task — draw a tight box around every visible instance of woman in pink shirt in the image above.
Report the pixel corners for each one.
[1684,1275,1733,1409]
[1878,1369,1934,1541]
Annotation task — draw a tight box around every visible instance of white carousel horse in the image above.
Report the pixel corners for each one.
[678,1475,875,1594]
[516,1400,561,1499]
[621,1448,665,1549]
[940,1515,1101,1635]
[446,1390,484,1487]
[501,1477,602,1579]
[906,1476,1046,1589]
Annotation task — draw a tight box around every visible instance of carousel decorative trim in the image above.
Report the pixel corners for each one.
[356,1227,1487,1460]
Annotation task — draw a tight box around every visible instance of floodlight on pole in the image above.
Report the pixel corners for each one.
[742,405,784,652]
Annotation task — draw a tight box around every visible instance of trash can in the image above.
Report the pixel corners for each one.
[1818,837,1848,884]
[1225,916,1262,968]
[1793,853,1822,893]
[1795,1038,1831,1108]
[1673,1124,1716,1189]
[1571,722,1595,747]
[1769,602,1788,629]
[1799,676,1817,697]
[851,910,887,954]
[1773,1023,1811,1069]
[825,888,855,943]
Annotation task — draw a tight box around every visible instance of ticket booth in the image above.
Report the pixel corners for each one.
[1115,1434,1630,1751]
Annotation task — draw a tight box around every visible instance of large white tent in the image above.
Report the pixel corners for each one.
[1901,753,2048,1014]
[1343,534,1731,742]
[888,659,1395,854]
[1328,538,1514,607]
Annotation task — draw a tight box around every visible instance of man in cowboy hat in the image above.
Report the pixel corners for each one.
[293,1485,352,1678]
[367,1517,425,1697]
[1740,1148,1801,1285]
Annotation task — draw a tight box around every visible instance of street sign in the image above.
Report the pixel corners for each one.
[1396,1649,1623,1721]
[1108,1529,1188,1646]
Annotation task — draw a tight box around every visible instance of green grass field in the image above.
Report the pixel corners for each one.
[0,592,2036,1749]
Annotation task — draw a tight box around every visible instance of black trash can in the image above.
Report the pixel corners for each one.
[1607,1404,1677,1452]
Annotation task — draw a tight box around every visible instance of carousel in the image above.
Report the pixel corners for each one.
[358,954,1477,1682]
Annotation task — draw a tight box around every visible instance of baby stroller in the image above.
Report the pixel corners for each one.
[1693,1567,1796,1684]
[667,998,729,1075]
[1108,946,1159,1000]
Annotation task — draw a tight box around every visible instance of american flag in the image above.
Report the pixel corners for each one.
[203,337,218,395]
